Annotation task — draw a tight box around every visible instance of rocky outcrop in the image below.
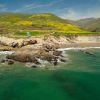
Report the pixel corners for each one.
[9,40,37,48]
[0,36,37,48]
[6,51,40,64]
[0,34,100,68]
[20,40,37,47]
[6,44,66,66]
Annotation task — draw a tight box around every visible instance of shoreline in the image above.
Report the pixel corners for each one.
[58,46,100,51]
[0,35,100,51]
[0,45,100,68]
[0,34,100,67]
[0,45,100,54]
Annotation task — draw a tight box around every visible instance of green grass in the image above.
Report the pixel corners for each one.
[16,31,46,36]
[15,30,100,36]
[0,12,83,36]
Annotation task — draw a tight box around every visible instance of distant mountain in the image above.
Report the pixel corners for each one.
[0,12,83,35]
[70,18,100,32]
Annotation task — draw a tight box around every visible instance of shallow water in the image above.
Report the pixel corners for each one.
[0,48,100,100]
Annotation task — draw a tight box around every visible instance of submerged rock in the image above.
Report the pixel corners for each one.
[84,51,95,56]
[31,65,38,68]
[0,58,14,65]
[7,59,14,65]
[60,58,67,62]
[0,59,6,63]
[80,50,96,56]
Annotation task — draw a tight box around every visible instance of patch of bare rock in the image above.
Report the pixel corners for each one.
[5,44,68,68]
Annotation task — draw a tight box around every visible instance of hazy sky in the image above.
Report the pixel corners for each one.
[0,0,100,20]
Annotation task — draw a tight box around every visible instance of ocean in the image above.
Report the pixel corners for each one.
[0,48,100,100]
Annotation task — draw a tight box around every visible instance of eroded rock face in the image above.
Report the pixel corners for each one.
[20,40,37,47]
[9,40,38,48]
[10,42,19,48]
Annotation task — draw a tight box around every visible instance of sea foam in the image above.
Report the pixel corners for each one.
[0,51,14,55]
[57,47,100,51]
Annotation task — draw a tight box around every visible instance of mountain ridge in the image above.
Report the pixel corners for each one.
[70,17,100,32]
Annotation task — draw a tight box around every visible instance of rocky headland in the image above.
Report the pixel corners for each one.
[0,34,100,68]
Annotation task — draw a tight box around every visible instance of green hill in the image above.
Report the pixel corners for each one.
[0,13,83,36]
[71,18,100,32]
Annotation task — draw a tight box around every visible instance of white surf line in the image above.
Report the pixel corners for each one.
[0,51,14,55]
[57,47,100,51]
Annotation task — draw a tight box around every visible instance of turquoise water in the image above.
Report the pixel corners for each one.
[0,49,100,100]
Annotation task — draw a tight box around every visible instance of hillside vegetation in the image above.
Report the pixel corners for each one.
[0,12,83,36]
[71,18,100,32]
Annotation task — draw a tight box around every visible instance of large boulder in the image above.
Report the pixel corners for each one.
[7,54,38,63]
[6,49,40,64]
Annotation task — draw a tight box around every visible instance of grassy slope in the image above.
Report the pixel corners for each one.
[0,12,85,36]
[71,18,100,32]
